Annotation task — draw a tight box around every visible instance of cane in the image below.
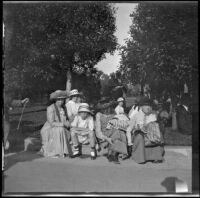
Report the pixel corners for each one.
[17,101,27,131]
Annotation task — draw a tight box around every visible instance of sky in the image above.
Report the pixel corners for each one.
[96,3,138,75]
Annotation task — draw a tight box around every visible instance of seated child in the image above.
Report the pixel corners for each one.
[70,103,96,160]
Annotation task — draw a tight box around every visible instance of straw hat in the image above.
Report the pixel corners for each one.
[50,90,69,100]
[78,103,91,113]
[69,89,80,97]
[117,97,124,102]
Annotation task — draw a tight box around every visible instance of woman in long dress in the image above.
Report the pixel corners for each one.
[40,90,70,158]
[126,97,165,164]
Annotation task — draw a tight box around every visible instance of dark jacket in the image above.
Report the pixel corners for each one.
[176,105,192,135]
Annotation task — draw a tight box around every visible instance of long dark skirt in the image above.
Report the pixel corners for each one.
[104,128,128,155]
[131,132,164,163]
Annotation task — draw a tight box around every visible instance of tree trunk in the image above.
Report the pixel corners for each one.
[184,82,188,94]
[171,96,178,130]
[122,90,126,98]
[172,110,178,130]
[66,68,72,92]
[140,83,144,96]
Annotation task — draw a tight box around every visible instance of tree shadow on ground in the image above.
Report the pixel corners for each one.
[161,176,189,193]
[161,177,177,192]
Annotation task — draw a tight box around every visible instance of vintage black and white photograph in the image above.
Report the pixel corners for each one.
[2,1,199,196]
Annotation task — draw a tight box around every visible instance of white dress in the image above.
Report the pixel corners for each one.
[66,100,78,119]
[115,105,124,115]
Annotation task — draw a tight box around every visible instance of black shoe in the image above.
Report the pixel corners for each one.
[91,155,96,160]
[122,154,130,160]
[112,152,120,164]
[107,154,113,162]
[70,152,81,158]
[127,145,133,157]
[138,162,146,164]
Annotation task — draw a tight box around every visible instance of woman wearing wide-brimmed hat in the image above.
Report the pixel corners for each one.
[126,96,165,164]
[70,103,96,160]
[39,90,71,158]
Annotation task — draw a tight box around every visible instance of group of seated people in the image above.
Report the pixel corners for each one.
[39,89,169,164]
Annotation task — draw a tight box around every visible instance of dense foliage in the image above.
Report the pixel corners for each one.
[3,2,117,101]
[119,3,198,98]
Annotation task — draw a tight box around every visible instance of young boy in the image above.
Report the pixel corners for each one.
[115,97,125,115]
[70,103,96,160]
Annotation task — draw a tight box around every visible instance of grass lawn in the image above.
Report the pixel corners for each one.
[7,104,191,152]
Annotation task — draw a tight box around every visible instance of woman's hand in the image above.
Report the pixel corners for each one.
[57,122,64,127]
[21,98,30,104]
[64,121,70,128]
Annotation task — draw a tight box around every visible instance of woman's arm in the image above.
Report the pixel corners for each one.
[71,127,93,135]
[95,113,113,144]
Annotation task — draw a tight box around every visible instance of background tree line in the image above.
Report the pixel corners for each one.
[118,3,198,101]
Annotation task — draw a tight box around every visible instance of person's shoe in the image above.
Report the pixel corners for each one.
[107,154,113,162]
[127,145,133,157]
[112,152,120,164]
[90,150,96,160]
[138,162,146,164]
[122,154,130,160]
[71,150,81,158]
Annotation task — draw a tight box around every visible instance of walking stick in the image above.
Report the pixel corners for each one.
[17,101,27,131]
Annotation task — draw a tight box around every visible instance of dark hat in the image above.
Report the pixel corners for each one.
[99,96,110,103]
[138,96,153,107]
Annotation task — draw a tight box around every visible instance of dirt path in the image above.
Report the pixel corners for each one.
[3,150,191,194]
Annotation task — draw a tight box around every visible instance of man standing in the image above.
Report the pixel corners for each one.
[176,93,192,135]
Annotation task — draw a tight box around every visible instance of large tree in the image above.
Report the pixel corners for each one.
[3,2,117,96]
[119,2,197,130]
[119,3,198,97]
